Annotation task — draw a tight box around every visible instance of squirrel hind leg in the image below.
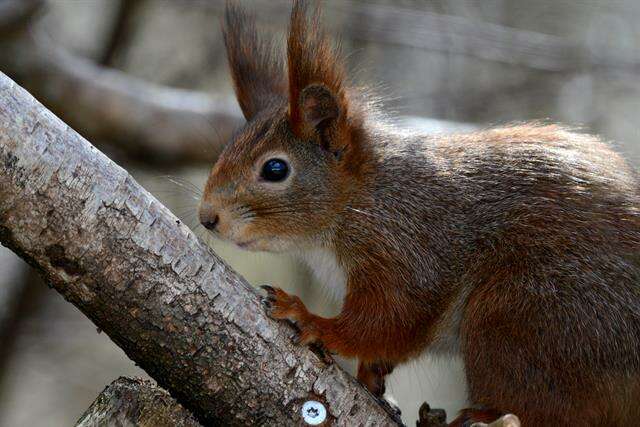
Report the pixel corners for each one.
[357,360,402,421]
[356,360,395,397]
[448,408,517,427]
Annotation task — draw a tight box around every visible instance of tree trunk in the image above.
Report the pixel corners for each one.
[0,72,401,426]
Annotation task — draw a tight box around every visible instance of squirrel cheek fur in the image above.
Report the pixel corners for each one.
[202,1,640,425]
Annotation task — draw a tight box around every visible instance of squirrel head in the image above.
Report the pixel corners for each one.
[200,0,370,252]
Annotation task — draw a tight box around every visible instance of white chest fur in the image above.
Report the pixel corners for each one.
[297,247,347,302]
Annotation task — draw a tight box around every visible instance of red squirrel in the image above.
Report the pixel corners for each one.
[199,1,640,425]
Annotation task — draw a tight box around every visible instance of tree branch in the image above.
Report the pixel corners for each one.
[76,377,202,427]
[0,72,400,426]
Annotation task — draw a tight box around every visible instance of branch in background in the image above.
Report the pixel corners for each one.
[186,0,639,73]
[337,1,579,73]
[0,0,242,165]
[0,0,635,168]
[337,0,640,72]
[0,0,42,34]
[0,72,401,425]
[99,0,147,67]
[0,30,241,165]
[0,0,601,170]
[76,377,201,427]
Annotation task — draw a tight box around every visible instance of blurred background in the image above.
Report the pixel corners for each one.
[0,0,639,425]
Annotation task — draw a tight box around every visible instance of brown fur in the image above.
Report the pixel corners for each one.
[223,2,286,119]
[202,1,640,425]
[287,1,346,137]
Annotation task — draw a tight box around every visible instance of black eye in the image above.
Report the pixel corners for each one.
[261,158,289,182]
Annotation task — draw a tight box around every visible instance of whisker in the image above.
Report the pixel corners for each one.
[150,189,199,197]
[162,176,202,194]
[171,204,199,216]
[231,204,252,215]
[251,201,333,212]
[250,209,325,218]
[346,206,377,218]
[252,202,330,212]
[156,175,204,198]
[177,210,199,222]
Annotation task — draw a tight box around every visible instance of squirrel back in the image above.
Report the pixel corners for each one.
[200,1,640,425]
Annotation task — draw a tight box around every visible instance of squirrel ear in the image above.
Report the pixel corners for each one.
[300,84,340,129]
[287,0,348,139]
[223,2,286,120]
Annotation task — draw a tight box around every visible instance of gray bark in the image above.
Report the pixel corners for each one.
[0,72,400,426]
[76,377,202,427]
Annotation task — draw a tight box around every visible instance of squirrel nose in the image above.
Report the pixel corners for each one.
[202,214,219,231]
[199,201,219,231]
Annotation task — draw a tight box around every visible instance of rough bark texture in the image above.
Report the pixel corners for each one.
[0,72,401,426]
[0,26,241,165]
[76,377,202,427]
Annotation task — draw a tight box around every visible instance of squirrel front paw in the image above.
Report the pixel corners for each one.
[261,285,305,320]
[261,285,319,345]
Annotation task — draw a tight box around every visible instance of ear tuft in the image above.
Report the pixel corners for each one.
[287,0,347,137]
[223,1,286,120]
[300,84,340,129]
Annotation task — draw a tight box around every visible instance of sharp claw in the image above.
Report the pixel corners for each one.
[292,332,300,344]
[375,396,401,417]
[260,284,275,294]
